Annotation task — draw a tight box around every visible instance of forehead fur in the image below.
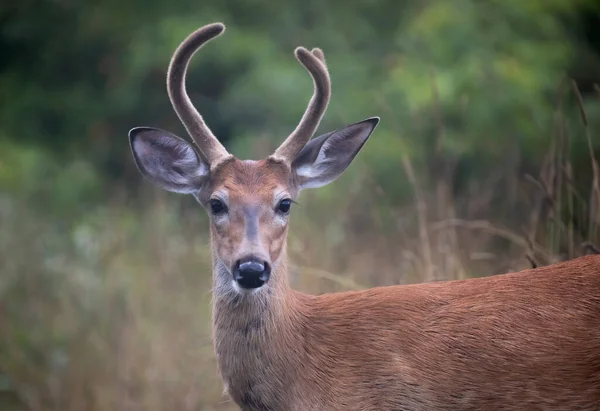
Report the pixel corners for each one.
[209,158,294,198]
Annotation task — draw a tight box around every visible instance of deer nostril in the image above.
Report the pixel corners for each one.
[239,260,264,274]
[234,259,271,289]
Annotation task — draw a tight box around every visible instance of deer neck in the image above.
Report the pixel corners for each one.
[210,253,308,408]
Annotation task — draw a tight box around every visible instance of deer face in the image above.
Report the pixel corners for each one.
[195,157,293,291]
[128,23,379,294]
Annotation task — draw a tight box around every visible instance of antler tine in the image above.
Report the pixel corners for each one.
[167,23,230,164]
[311,48,326,64]
[272,47,331,163]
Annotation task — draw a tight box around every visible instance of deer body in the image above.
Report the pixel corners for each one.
[214,255,600,410]
[128,23,600,410]
[211,236,600,410]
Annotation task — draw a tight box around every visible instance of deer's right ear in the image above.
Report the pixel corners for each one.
[129,127,209,194]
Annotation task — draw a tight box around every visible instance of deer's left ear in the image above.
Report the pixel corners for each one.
[291,117,379,190]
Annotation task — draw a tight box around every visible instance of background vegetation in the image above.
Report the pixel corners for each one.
[2,0,600,409]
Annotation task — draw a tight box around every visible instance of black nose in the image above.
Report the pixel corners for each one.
[233,257,271,289]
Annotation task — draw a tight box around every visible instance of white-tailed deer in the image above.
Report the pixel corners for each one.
[128,22,600,410]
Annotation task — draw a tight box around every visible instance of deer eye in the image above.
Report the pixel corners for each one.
[276,199,292,215]
[209,199,227,215]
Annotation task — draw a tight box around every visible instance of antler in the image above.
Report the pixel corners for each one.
[272,47,331,163]
[167,23,230,164]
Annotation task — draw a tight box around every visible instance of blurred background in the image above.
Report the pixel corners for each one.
[2,0,600,409]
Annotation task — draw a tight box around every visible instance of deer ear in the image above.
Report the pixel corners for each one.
[129,127,209,194]
[292,117,379,190]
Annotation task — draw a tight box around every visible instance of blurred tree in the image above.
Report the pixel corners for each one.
[0,0,599,209]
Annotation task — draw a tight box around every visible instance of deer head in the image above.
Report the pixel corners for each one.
[129,22,379,294]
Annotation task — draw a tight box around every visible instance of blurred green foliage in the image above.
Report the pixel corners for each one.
[2,1,600,409]
[1,0,600,212]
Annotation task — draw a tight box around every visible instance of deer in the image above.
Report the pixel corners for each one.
[127,22,600,411]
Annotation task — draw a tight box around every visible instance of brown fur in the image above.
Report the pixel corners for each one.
[207,160,600,411]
